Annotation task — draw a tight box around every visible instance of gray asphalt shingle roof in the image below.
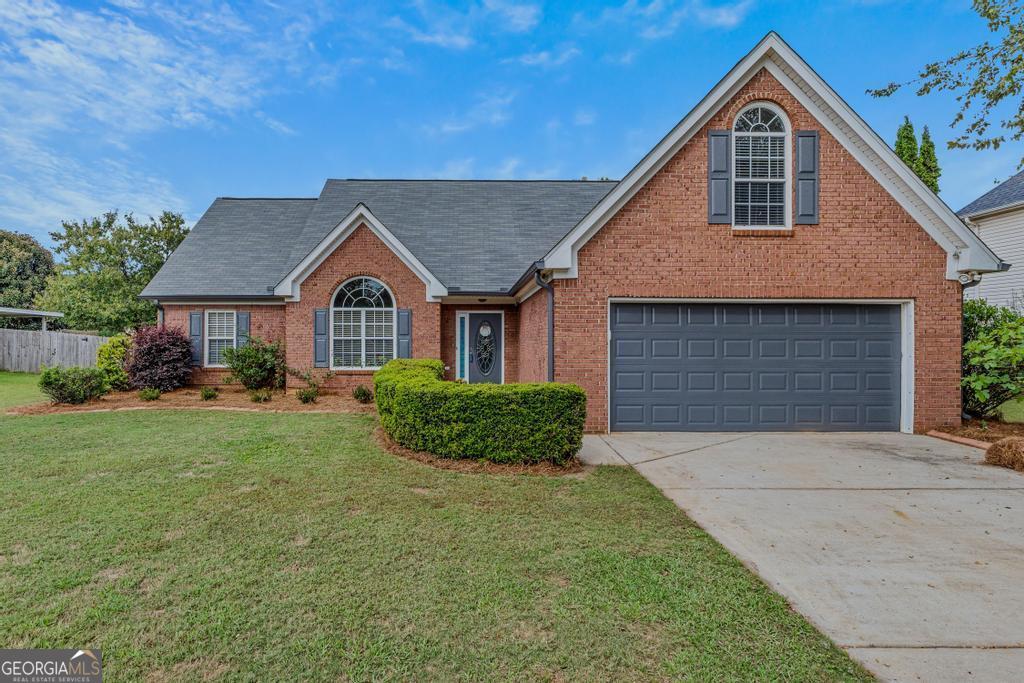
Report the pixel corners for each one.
[142,179,616,298]
[958,169,1024,218]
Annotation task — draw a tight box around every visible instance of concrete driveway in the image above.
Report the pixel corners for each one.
[581,432,1024,682]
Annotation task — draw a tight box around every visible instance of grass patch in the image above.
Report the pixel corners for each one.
[0,371,43,409]
[0,410,868,681]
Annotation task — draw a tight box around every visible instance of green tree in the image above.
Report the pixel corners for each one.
[870,1,1024,167]
[894,116,919,171]
[36,211,188,336]
[0,230,55,329]
[916,125,942,193]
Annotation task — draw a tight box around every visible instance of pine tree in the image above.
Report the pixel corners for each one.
[915,125,941,193]
[894,116,919,171]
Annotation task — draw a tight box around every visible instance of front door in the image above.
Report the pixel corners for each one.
[468,313,502,384]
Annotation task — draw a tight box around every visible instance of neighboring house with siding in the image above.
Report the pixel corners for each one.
[142,33,1004,434]
[959,171,1024,308]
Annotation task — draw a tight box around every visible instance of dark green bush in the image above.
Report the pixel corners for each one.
[353,385,373,404]
[249,388,272,403]
[374,359,586,465]
[962,302,1024,418]
[296,387,318,404]
[38,366,109,404]
[224,338,285,391]
[200,386,218,401]
[138,387,161,401]
[96,334,131,391]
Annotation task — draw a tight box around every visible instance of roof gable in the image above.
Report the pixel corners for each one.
[542,32,1003,280]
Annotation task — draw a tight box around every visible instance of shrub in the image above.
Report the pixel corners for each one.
[224,338,285,391]
[374,359,586,465]
[138,387,161,401]
[38,366,109,404]
[200,386,218,401]
[353,385,373,404]
[986,437,1024,472]
[962,303,1024,418]
[96,334,132,391]
[126,325,193,391]
[249,388,272,403]
[286,367,333,405]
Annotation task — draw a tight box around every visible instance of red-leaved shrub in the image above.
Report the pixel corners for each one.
[126,325,193,391]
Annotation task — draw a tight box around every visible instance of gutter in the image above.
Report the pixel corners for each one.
[533,261,555,383]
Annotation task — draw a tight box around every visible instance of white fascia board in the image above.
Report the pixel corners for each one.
[274,203,448,302]
[545,32,1003,280]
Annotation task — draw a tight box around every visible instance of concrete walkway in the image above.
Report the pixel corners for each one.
[580,432,1024,682]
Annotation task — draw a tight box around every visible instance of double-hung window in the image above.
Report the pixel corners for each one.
[331,277,396,369]
[205,311,236,367]
[733,104,788,228]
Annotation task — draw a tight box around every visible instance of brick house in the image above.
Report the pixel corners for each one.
[142,33,1004,434]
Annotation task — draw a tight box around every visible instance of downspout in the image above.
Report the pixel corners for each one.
[533,262,555,382]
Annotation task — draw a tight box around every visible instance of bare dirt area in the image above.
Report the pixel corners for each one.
[374,428,584,477]
[945,419,1024,444]
[7,387,377,416]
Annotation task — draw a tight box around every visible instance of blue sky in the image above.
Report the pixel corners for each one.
[0,0,1018,247]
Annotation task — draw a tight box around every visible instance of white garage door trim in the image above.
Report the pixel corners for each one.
[606,298,915,434]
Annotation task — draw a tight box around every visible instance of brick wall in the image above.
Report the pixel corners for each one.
[517,289,548,383]
[554,69,961,433]
[162,304,286,385]
[284,223,441,392]
[440,304,519,382]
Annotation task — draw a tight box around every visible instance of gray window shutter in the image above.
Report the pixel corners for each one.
[189,312,202,366]
[235,312,250,347]
[708,130,732,224]
[795,130,819,225]
[314,308,328,368]
[397,308,412,358]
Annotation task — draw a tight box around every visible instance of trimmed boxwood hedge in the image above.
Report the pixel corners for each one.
[374,359,586,465]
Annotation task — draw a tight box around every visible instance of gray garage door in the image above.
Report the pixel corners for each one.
[610,303,902,431]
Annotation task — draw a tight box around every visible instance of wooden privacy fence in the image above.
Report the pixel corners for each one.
[0,329,109,373]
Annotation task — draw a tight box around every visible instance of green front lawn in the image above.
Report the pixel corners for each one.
[0,410,867,681]
[0,371,43,410]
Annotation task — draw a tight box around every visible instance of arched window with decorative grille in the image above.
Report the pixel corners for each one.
[330,277,396,369]
[733,103,789,228]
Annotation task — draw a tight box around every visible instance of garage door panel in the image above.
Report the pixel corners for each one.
[610,303,901,431]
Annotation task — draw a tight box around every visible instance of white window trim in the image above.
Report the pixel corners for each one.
[455,310,505,384]
[329,277,397,371]
[731,102,792,231]
[203,310,236,368]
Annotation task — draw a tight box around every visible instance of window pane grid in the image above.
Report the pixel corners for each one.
[734,127,785,226]
[330,280,395,369]
[206,311,236,366]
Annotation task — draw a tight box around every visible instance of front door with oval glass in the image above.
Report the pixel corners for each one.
[462,313,503,384]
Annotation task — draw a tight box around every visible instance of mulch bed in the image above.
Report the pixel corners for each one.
[374,427,584,477]
[943,419,1024,445]
[7,387,377,416]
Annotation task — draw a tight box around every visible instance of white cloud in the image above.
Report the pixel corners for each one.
[425,91,517,135]
[509,45,581,68]
[574,109,597,126]
[495,157,522,178]
[431,157,476,178]
[255,111,297,136]
[576,0,754,39]
[483,0,542,32]
[0,132,186,238]
[0,0,324,240]
[386,15,474,50]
